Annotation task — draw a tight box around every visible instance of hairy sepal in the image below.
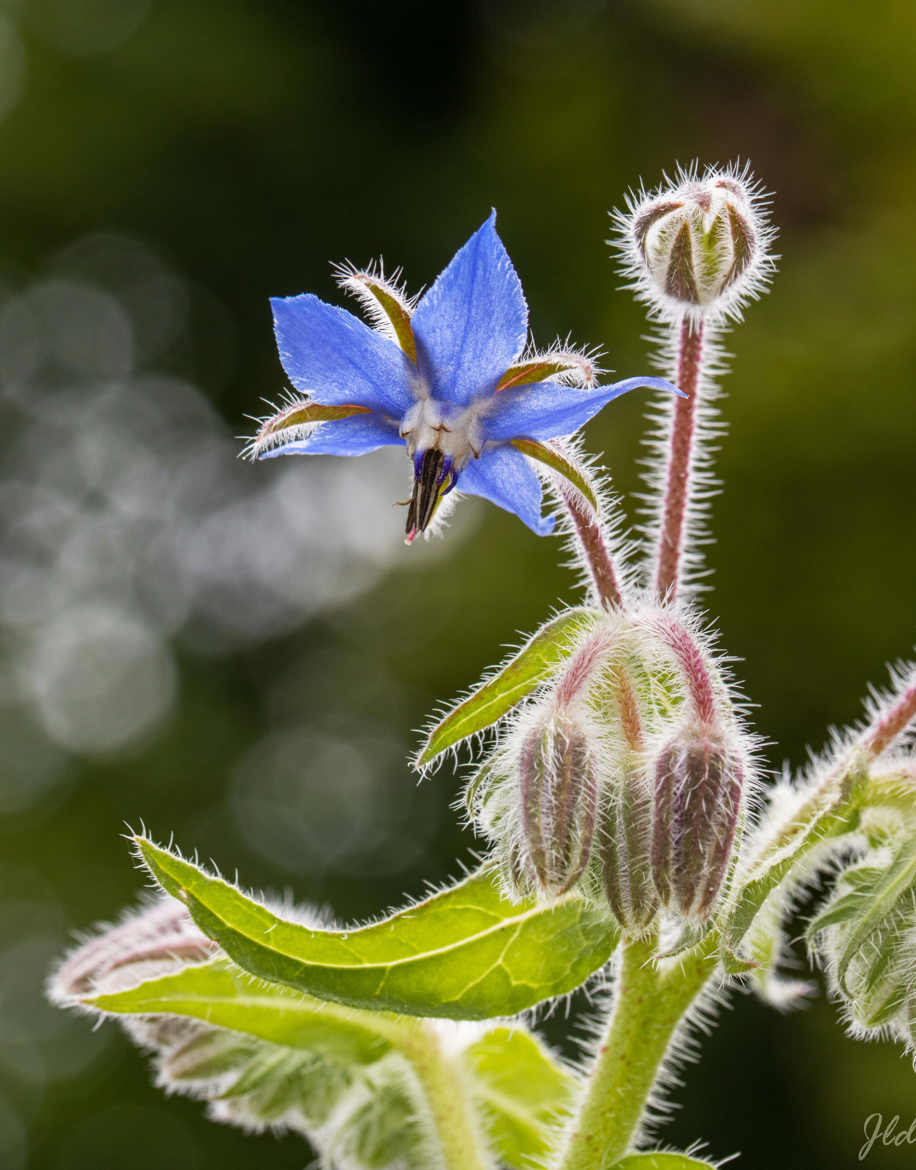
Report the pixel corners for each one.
[335,263,418,361]
[136,839,618,1019]
[511,439,600,511]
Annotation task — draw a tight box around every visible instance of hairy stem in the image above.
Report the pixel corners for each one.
[651,612,717,727]
[654,317,705,602]
[863,673,916,758]
[554,933,717,1170]
[553,467,625,611]
[399,1025,494,1170]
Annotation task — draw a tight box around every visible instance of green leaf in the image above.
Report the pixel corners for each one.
[465,1027,576,1167]
[610,1155,719,1170]
[721,769,867,965]
[85,957,395,1062]
[833,836,916,997]
[510,439,599,511]
[136,842,618,1019]
[414,607,601,769]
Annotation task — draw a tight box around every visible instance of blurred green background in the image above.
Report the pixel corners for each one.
[1,1,915,1167]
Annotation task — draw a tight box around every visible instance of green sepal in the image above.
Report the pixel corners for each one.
[496,355,594,390]
[136,841,619,1019]
[465,1027,576,1166]
[258,400,370,439]
[510,439,599,510]
[414,607,601,769]
[342,271,417,361]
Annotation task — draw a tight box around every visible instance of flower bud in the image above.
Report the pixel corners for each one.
[518,713,598,897]
[600,755,658,934]
[617,165,773,322]
[48,897,217,1005]
[652,731,744,920]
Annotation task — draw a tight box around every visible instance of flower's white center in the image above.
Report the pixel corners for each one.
[399,397,485,470]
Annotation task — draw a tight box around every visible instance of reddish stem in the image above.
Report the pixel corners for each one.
[556,478,624,610]
[654,317,705,602]
[653,613,717,728]
[863,676,916,758]
[615,670,644,752]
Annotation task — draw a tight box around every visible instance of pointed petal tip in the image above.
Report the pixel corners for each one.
[610,375,686,398]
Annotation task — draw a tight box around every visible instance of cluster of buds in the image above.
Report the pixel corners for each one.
[472,608,754,936]
[615,163,775,324]
[809,831,916,1053]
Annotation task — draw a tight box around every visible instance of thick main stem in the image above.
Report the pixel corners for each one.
[654,317,705,602]
[554,933,717,1170]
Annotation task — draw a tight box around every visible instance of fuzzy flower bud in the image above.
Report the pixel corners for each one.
[600,754,659,935]
[518,712,598,897]
[616,164,774,323]
[652,730,744,920]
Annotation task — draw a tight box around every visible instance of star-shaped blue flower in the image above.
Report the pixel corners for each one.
[252,212,681,541]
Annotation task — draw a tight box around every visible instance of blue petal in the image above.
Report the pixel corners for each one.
[458,445,554,535]
[258,415,405,459]
[410,212,528,408]
[480,377,683,442]
[272,294,416,416]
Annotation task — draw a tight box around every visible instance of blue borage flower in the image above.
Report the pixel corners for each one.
[249,212,682,542]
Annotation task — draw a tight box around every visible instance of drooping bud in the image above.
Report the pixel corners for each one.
[809,837,916,1039]
[616,164,774,323]
[600,754,658,934]
[518,713,598,897]
[48,896,218,1004]
[652,730,744,920]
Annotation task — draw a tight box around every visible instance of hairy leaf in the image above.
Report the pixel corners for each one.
[611,1155,719,1170]
[86,957,396,1061]
[415,607,600,768]
[721,770,867,965]
[137,841,618,1019]
[466,1026,576,1166]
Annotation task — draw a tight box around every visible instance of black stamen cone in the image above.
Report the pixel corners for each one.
[406,449,449,536]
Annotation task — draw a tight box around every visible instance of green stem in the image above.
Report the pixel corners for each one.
[398,1025,494,1170]
[554,933,717,1170]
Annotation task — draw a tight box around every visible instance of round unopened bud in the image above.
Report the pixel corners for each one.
[518,713,598,897]
[600,756,658,935]
[652,731,744,920]
[618,165,773,322]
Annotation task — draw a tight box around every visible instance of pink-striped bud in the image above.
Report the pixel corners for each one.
[652,731,744,920]
[600,756,658,934]
[518,714,598,897]
[616,164,774,324]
